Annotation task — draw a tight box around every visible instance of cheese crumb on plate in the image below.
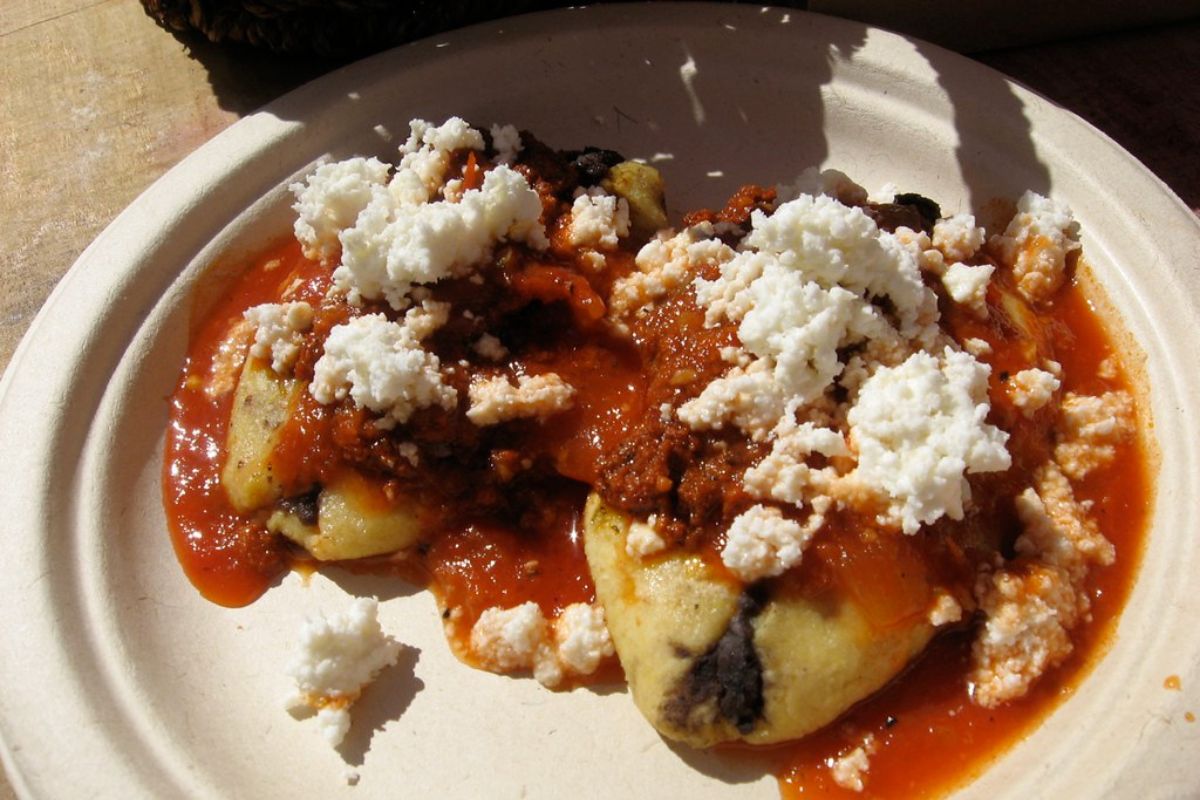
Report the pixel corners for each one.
[286,598,402,748]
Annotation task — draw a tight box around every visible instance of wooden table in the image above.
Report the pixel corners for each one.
[0,2,1196,796]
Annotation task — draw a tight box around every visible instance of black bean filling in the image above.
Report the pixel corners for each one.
[568,147,626,185]
[663,590,766,734]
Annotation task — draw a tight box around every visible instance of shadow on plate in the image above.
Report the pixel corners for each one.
[321,563,427,602]
[338,642,425,767]
[143,4,1052,225]
[664,735,779,787]
[911,39,1052,213]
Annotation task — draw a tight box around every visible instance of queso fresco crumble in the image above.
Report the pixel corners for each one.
[164,118,1148,795]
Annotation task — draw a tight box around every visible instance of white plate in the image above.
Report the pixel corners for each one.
[2,4,1198,798]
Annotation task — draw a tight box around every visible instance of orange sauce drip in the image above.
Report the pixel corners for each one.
[421,483,595,632]
[162,239,328,606]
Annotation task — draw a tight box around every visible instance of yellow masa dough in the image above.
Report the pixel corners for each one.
[583,493,935,747]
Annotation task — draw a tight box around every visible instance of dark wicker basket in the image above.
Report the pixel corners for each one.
[140,0,571,59]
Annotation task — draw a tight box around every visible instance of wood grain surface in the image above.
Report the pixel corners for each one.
[0,1,1196,797]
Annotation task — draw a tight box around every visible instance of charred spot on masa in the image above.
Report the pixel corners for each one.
[278,486,321,526]
[661,590,766,735]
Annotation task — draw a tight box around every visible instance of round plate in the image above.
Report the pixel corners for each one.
[1,4,1198,798]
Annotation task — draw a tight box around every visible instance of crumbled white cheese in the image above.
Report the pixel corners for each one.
[291,157,391,263]
[407,116,483,154]
[315,706,351,750]
[396,441,420,467]
[972,460,1114,708]
[941,261,994,315]
[470,601,613,688]
[720,504,820,582]
[626,516,667,558]
[336,164,548,309]
[553,603,615,676]
[1009,367,1061,417]
[610,224,734,318]
[894,226,946,276]
[870,182,899,204]
[719,345,748,366]
[286,598,402,747]
[568,187,630,249]
[679,193,941,441]
[838,334,921,397]
[579,249,607,273]
[678,292,914,438]
[531,652,563,689]
[388,117,485,206]
[932,213,986,263]
[244,301,314,374]
[309,302,457,424]
[470,602,558,682]
[970,563,1079,708]
[829,736,875,792]
[472,333,509,361]
[742,419,847,508]
[441,177,465,203]
[716,193,938,335]
[466,373,576,426]
[1053,390,1135,479]
[1014,463,1115,582]
[489,123,523,164]
[848,348,1011,534]
[289,119,550,312]
[963,337,992,357]
[676,359,788,439]
[990,191,1080,304]
[928,592,964,626]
